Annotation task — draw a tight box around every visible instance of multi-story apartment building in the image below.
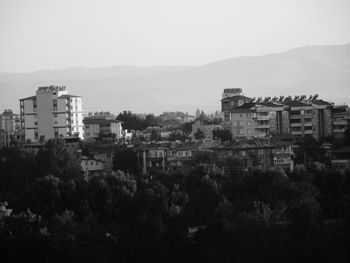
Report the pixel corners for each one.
[227,102,290,138]
[83,112,122,139]
[221,88,253,122]
[0,109,21,133]
[0,109,21,147]
[19,86,84,142]
[215,139,294,171]
[332,105,350,138]
[221,89,334,140]
[280,100,314,137]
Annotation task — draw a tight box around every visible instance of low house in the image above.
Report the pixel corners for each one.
[331,146,350,171]
[215,139,294,172]
[81,156,105,180]
[191,120,222,139]
[136,142,171,174]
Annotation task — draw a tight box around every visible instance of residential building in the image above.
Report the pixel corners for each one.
[221,88,253,121]
[81,156,104,180]
[0,109,21,147]
[191,120,222,139]
[136,143,169,174]
[0,109,21,134]
[83,112,122,139]
[215,139,294,172]
[221,90,334,140]
[19,86,83,142]
[332,105,350,138]
[331,146,350,171]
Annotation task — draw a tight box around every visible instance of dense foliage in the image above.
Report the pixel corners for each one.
[116,111,159,131]
[1,139,350,262]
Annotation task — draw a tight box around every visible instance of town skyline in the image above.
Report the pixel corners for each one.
[1,42,350,115]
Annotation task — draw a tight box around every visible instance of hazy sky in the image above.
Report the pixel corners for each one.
[1,0,350,72]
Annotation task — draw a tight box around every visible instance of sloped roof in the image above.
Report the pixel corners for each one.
[19,95,36,101]
[311,99,332,106]
[221,95,252,101]
[59,94,80,99]
[280,100,311,107]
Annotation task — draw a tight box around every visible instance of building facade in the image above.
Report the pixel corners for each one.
[221,90,334,140]
[83,112,122,139]
[0,109,21,147]
[332,105,350,138]
[20,86,83,142]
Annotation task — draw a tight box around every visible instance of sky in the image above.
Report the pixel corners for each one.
[0,0,350,72]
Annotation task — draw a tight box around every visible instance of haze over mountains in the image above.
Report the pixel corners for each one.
[1,43,349,115]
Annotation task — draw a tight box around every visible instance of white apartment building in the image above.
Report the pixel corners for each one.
[19,86,84,142]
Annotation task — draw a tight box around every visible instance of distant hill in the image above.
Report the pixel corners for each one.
[1,43,349,114]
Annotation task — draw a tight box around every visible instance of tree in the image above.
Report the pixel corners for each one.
[212,128,232,142]
[36,139,81,179]
[150,129,160,141]
[194,129,205,140]
[180,122,193,137]
[113,147,138,173]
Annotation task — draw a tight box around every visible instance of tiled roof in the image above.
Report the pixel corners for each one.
[257,102,285,108]
[311,99,332,106]
[280,100,311,107]
[229,102,256,112]
[20,95,36,101]
[221,95,252,101]
[59,94,80,99]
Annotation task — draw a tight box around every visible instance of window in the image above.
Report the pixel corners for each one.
[34,129,38,140]
[54,113,57,118]
[53,99,57,111]
[34,121,38,126]
[247,128,252,134]
[90,161,94,165]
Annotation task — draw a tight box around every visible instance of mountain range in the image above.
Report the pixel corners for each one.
[1,43,349,114]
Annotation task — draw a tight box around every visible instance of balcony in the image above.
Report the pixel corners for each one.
[291,123,301,127]
[333,120,348,125]
[255,116,270,121]
[333,128,345,133]
[256,124,270,129]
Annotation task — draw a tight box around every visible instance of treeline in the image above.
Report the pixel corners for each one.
[1,140,350,262]
[116,111,159,131]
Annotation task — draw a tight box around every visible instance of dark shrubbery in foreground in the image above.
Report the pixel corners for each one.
[1,140,350,262]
